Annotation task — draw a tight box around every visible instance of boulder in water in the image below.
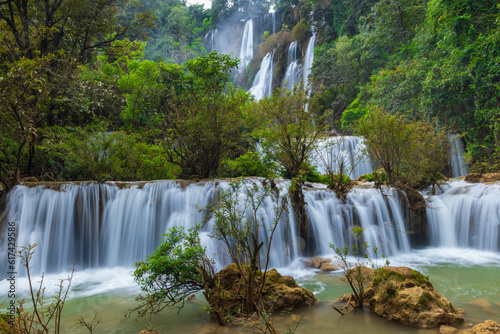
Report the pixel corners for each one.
[341,266,464,328]
[208,264,317,319]
[460,320,500,334]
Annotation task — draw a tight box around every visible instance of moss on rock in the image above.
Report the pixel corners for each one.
[362,266,464,328]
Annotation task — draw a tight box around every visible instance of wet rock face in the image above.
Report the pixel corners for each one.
[362,266,464,328]
[208,264,317,317]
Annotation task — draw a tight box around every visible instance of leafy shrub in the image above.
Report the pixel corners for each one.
[219,151,276,178]
[292,19,309,43]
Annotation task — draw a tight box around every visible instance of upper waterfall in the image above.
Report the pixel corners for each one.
[302,33,316,93]
[282,41,301,90]
[238,19,254,72]
[448,134,468,177]
[249,50,275,100]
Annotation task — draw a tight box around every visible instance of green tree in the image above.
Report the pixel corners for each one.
[159,52,250,179]
[256,84,327,179]
[133,225,218,319]
[355,109,448,187]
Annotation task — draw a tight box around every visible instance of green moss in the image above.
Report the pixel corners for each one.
[411,271,429,287]
[373,268,406,286]
[418,292,434,309]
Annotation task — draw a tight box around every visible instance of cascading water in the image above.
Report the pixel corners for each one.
[312,136,373,179]
[448,134,468,177]
[302,33,316,93]
[2,178,500,277]
[238,19,254,73]
[249,50,275,100]
[426,181,500,251]
[304,187,411,257]
[282,41,301,90]
[203,29,217,52]
[272,11,276,35]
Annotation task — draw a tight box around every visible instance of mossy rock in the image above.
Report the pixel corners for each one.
[363,266,464,328]
[208,264,317,320]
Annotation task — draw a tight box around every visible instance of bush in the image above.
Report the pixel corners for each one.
[219,151,276,178]
[292,19,309,44]
[38,123,179,181]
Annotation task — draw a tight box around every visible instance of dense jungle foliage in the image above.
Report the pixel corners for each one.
[1,0,499,197]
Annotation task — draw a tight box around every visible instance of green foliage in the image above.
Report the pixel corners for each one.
[161,52,251,179]
[292,19,309,43]
[219,151,276,178]
[38,123,177,181]
[133,225,214,315]
[254,83,327,180]
[355,109,449,187]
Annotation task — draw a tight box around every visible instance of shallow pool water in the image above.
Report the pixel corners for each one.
[2,248,500,333]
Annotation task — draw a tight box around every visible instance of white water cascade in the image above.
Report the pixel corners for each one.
[302,33,316,92]
[448,134,468,178]
[0,179,414,275]
[305,186,411,257]
[2,179,499,277]
[282,41,301,90]
[311,136,373,179]
[238,19,254,73]
[204,29,217,52]
[249,50,275,100]
[426,181,500,251]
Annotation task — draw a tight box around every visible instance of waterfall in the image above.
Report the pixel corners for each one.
[305,187,411,257]
[249,50,275,100]
[2,179,499,276]
[238,19,254,73]
[282,41,301,90]
[448,134,468,177]
[203,29,217,52]
[272,12,276,35]
[311,136,373,179]
[302,33,316,92]
[426,181,500,251]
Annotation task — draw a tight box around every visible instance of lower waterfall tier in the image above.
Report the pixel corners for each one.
[1,179,498,275]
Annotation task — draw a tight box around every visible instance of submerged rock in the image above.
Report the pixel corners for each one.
[340,266,464,328]
[470,298,491,309]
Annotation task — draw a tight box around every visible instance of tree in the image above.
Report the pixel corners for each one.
[209,180,287,315]
[160,52,250,179]
[0,56,54,191]
[355,109,448,187]
[133,179,292,327]
[255,83,327,253]
[132,225,217,320]
[0,0,155,61]
[256,84,327,180]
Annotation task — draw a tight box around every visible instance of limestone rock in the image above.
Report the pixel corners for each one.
[362,266,464,328]
[465,173,500,183]
[461,320,500,334]
[320,262,339,271]
[208,264,317,318]
[303,257,341,271]
[440,325,458,334]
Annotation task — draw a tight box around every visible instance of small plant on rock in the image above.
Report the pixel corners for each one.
[330,227,389,314]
